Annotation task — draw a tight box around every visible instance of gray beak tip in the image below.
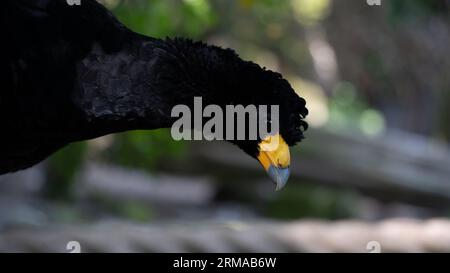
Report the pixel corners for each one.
[267,165,290,191]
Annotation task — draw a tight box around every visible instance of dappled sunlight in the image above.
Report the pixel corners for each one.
[291,0,331,26]
[328,81,387,137]
[288,76,329,128]
[306,28,339,87]
[359,109,386,137]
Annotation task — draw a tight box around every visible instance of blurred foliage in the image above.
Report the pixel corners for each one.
[110,0,217,38]
[291,0,331,26]
[92,194,155,222]
[389,0,449,23]
[104,129,186,169]
[45,142,87,200]
[266,183,357,220]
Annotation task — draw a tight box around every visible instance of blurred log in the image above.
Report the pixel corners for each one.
[1,218,450,252]
[192,128,450,207]
[76,163,216,206]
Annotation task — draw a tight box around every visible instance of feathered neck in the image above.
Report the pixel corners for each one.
[71,36,242,140]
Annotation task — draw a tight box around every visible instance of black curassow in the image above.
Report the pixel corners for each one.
[0,0,308,190]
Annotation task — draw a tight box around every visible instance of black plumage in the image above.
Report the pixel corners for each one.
[0,0,308,177]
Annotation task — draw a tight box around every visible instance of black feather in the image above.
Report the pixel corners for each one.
[0,0,308,174]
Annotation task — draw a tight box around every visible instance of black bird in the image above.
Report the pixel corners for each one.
[0,0,308,190]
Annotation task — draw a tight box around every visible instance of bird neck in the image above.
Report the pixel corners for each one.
[72,36,237,140]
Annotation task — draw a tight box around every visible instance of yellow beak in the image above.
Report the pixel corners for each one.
[257,134,290,191]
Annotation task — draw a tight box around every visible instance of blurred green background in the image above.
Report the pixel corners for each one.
[2,0,450,233]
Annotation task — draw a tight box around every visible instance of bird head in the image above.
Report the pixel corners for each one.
[227,63,309,190]
[152,38,308,190]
